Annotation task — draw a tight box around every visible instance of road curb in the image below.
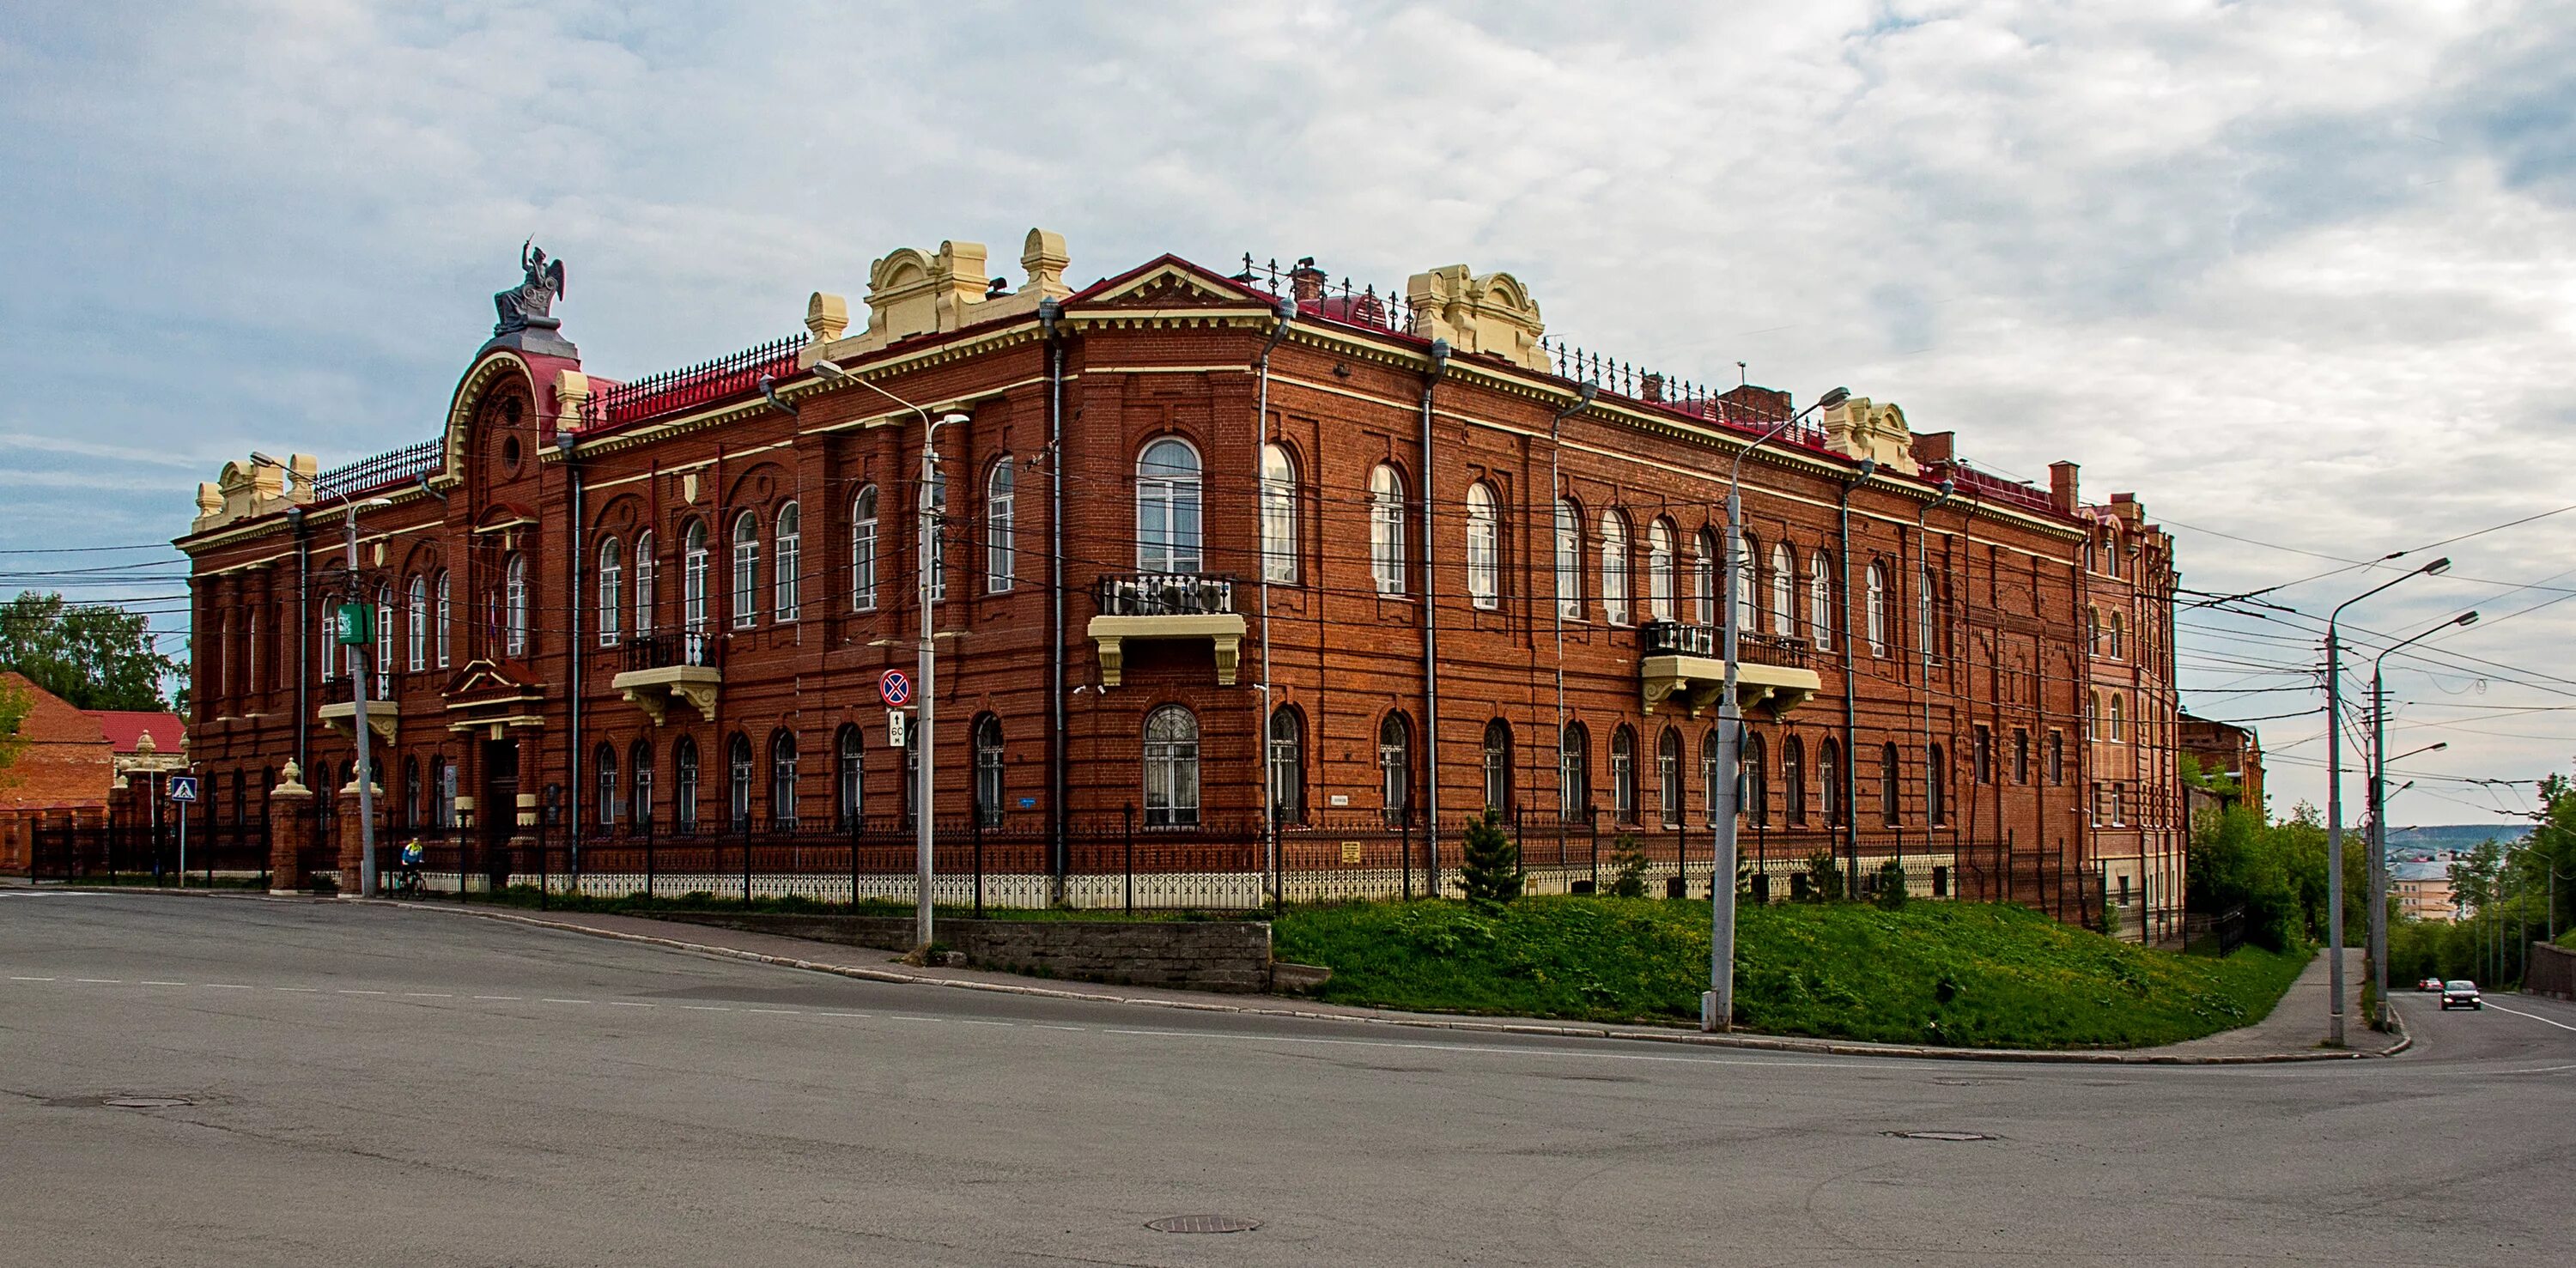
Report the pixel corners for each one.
[380,899,2410,1066]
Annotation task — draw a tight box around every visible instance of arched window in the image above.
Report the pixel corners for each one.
[1820,738,1843,825]
[1783,736,1807,824]
[1554,498,1583,618]
[1880,742,1901,826]
[1927,743,1947,826]
[1261,444,1297,584]
[374,584,392,696]
[1138,439,1204,574]
[406,575,428,671]
[1481,718,1512,812]
[404,756,422,829]
[1657,726,1683,826]
[1599,512,1630,625]
[1918,565,1939,659]
[731,512,760,628]
[598,537,623,646]
[595,743,618,828]
[2049,731,2065,784]
[634,531,655,638]
[1559,721,1590,822]
[1647,520,1675,622]
[319,604,335,682]
[769,729,799,828]
[1863,561,1888,656]
[775,502,801,621]
[974,715,1005,826]
[428,756,451,828]
[985,462,1014,593]
[2087,691,2101,739]
[1735,532,1759,633]
[1701,730,1720,827]
[1610,725,1637,824]
[851,486,879,611]
[1370,464,1406,595]
[674,736,700,831]
[835,725,863,829]
[1744,731,1769,827]
[434,571,451,669]
[2087,608,2101,656]
[1142,706,1201,827]
[1270,707,1307,824]
[629,739,654,830]
[926,463,948,604]
[1378,713,1413,826]
[726,732,754,829]
[1771,542,1795,635]
[1466,482,1501,609]
[1808,550,1833,650]
[2110,694,2125,742]
[1692,527,1717,625]
[683,521,710,662]
[2110,612,2126,660]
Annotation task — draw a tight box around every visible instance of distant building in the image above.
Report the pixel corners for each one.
[2076,493,2184,946]
[2390,859,2461,922]
[0,672,187,872]
[2179,713,2263,818]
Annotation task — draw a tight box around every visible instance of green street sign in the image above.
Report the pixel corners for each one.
[335,603,373,646]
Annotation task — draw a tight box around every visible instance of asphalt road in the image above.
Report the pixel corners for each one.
[3,890,2571,1266]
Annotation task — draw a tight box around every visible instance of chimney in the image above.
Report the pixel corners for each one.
[1912,431,1956,467]
[1641,373,1664,403]
[2048,461,2080,514]
[1289,257,1327,308]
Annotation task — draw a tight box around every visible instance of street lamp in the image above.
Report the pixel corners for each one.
[1707,385,1848,1033]
[251,453,395,898]
[2324,556,2449,1046]
[2371,610,2474,1023]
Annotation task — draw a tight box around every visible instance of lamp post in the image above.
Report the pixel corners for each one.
[2371,610,2474,1023]
[1707,385,1847,1033]
[2324,556,2449,1045]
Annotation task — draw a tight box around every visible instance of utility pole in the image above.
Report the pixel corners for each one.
[914,414,962,951]
[345,505,380,900]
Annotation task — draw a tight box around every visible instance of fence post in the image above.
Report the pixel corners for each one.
[1589,808,1601,893]
[848,819,860,911]
[645,828,657,904]
[538,830,550,912]
[1400,813,1413,901]
[742,817,754,907]
[1123,803,1135,915]
[972,811,985,919]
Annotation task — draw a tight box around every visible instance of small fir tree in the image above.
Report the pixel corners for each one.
[1802,849,1845,902]
[1454,807,1522,910]
[1608,833,1652,898]
[1874,858,1910,909]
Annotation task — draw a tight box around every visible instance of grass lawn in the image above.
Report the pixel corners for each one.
[470,887,1255,923]
[1273,896,2312,1050]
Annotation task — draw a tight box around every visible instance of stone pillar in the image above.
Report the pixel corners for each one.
[336,773,380,896]
[267,761,314,895]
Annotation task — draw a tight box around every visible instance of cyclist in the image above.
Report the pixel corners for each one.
[397,838,425,895]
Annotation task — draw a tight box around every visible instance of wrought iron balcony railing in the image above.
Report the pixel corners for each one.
[621,631,723,672]
[1094,572,1237,617]
[1639,621,1811,670]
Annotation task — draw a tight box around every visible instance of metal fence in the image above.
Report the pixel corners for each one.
[27,818,275,888]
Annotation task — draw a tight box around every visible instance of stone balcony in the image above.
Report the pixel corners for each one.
[1088,572,1245,689]
[315,676,400,743]
[608,632,722,725]
[1637,621,1822,718]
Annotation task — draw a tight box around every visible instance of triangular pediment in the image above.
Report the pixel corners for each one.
[1072,255,1271,311]
[442,658,542,702]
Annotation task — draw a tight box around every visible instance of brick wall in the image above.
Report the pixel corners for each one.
[2530,941,2575,1002]
[655,911,1274,992]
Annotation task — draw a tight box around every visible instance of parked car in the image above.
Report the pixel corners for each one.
[2440,980,2482,1010]
[2418,976,2444,992]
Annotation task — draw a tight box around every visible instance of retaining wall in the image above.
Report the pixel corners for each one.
[2530,941,2576,1002]
[654,912,1275,993]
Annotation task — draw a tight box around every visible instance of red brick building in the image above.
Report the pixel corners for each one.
[176,234,2179,916]
[0,672,188,873]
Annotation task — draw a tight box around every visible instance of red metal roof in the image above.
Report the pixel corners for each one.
[82,709,186,755]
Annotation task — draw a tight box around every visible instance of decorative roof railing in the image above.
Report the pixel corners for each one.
[313,439,442,500]
[580,332,809,431]
[1937,463,2058,515]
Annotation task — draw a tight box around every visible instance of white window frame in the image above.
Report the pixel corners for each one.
[1465,482,1500,610]
[1261,444,1297,585]
[731,512,759,629]
[775,502,801,622]
[1647,520,1674,622]
[1770,542,1794,635]
[503,555,528,658]
[1864,561,1887,656]
[1137,438,1204,575]
[985,460,1015,594]
[851,486,878,611]
[434,570,450,669]
[633,531,655,639]
[1370,464,1406,596]
[1808,550,1832,650]
[598,538,623,647]
[1554,498,1582,619]
[406,575,427,672]
[1599,511,1629,625]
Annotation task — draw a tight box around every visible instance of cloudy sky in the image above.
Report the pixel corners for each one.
[3,0,2571,825]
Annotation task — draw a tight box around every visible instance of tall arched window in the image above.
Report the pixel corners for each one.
[434,571,451,669]
[1918,564,1939,659]
[1693,527,1717,625]
[974,715,1005,826]
[985,463,1014,593]
[1555,498,1583,619]
[775,502,801,621]
[374,584,392,695]
[1820,739,1843,825]
[1378,712,1414,826]
[428,756,450,828]
[629,739,654,830]
[1657,726,1683,826]
[2087,692,2101,739]
[1863,561,1888,656]
[1808,550,1833,650]
[1559,721,1590,822]
[1927,743,1947,825]
[598,537,623,646]
[926,463,948,604]
[1370,464,1407,595]
[1261,444,1297,584]
[2110,694,2125,743]
[1735,533,1759,632]
[769,729,799,828]
[595,743,618,828]
[1701,730,1720,827]
[1771,543,1795,635]
[851,486,878,611]
[2110,612,2126,660]
[1599,512,1630,625]
[1142,706,1200,827]
[404,756,422,829]
[1610,726,1637,824]
[1481,718,1511,812]
[634,531,655,638]
[731,512,760,628]
[407,575,428,671]
[1647,520,1675,622]
[726,733,754,828]
[683,521,710,662]
[1138,439,1204,574]
[1269,707,1306,824]
[1466,482,1501,609]
[835,725,864,829]
[318,605,335,682]
[674,735,701,831]
[1783,736,1807,824]
[1880,743,1902,826]
[1744,731,1769,827]
[2087,608,2102,656]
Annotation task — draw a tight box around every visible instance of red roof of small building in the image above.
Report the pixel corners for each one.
[83,709,186,755]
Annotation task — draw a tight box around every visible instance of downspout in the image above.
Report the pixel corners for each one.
[1419,337,1451,887]
[1041,299,1068,899]
[288,507,310,786]
[1838,459,1876,892]
[1549,381,1598,838]
[1253,296,1293,910]
[557,429,582,876]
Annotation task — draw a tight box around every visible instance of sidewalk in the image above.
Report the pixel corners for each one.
[392,899,2409,1066]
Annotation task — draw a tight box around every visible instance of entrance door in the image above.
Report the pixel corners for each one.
[482,740,519,887]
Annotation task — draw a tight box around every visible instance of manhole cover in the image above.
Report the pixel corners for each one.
[103,1096,193,1109]
[1145,1215,1261,1235]
[1884,1130,1993,1142]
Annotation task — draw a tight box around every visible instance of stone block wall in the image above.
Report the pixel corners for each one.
[2530,941,2575,1002]
[655,911,1274,992]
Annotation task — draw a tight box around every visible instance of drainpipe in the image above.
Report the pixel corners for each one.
[1253,295,1293,909]
[1838,458,1876,892]
[1419,337,1451,887]
[558,428,582,876]
[288,507,310,786]
[1548,381,1598,835]
[1041,298,1068,898]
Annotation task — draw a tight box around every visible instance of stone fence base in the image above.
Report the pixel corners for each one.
[653,912,1275,993]
[2530,941,2575,1002]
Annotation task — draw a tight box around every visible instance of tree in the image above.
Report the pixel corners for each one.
[1607,833,1650,898]
[1873,858,1908,910]
[1801,848,1845,902]
[0,592,182,712]
[1452,807,1522,910]
[0,678,29,792]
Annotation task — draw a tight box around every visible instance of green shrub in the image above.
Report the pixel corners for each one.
[1801,849,1844,902]
[1874,858,1908,909]
[1607,834,1650,899]
[1452,807,1523,910]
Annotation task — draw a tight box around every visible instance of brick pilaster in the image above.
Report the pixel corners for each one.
[267,761,314,895]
